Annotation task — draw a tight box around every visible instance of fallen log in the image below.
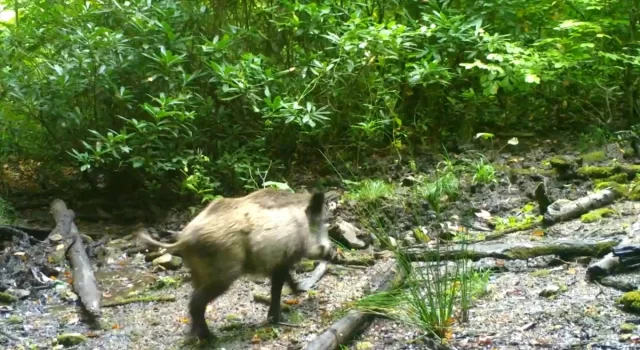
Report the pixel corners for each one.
[587,212,640,281]
[0,225,50,242]
[50,199,101,319]
[304,259,402,350]
[102,295,175,307]
[404,238,619,262]
[542,189,619,225]
[0,225,40,244]
[297,261,328,291]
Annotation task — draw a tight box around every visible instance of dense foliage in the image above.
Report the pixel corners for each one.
[0,0,638,199]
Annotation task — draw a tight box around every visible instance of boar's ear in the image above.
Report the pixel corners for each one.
[306,192,325,219]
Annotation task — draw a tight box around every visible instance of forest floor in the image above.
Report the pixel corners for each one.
[3,134,640,350]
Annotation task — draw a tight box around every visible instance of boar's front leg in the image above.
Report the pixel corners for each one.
[267,266,291,323]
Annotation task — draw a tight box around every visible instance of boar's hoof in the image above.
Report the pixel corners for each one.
[189,326,214,341]
[267,313,282,324]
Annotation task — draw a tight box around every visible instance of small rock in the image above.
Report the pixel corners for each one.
[49,233,64,243]
[95,246,121,265]
[620,323,637,333]
[356,341,374,350]
[7,288,30,300]
[403,232,416,246]
[539,284,561,297]
[520,322,536,331]
[329,219,366,249]
[620,333,633,342]
[57,333,88,346]
[63,290,79,302]
[387,236,397,248]
[450,215,460,223]
[477,336,493,346]
[144,250,165,262]
[152,254,183,270]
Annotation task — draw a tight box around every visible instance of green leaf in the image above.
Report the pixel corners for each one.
[474,133,494,140]
[524,73,540,84]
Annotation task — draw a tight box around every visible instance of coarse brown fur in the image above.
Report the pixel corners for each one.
[136,188,334,340]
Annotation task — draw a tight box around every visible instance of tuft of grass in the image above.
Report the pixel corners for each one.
[343,179,395,204]
[471,158,497,185]
[577,127,613,150]
[414,172,460,214]
[350,241,490,343]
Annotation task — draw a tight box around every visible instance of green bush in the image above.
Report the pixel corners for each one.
[0,0,638,199]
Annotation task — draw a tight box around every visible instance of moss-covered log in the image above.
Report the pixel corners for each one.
[404,238,619,262]
[575,164,640,180]
[543,189,619,225]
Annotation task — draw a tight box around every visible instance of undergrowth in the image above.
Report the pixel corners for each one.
[0,197,14,224]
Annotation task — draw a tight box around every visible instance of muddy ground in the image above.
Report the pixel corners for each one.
[3,135,640,349]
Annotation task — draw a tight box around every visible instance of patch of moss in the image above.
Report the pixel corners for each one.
[594,173,629,185]
[495,165,554,177]
[582,151,606,163]
[577,166,616,178]
[7,315,23,324]
[549,156,572,170]
[620,322,637,333]
[618,291,640,313]
[148,276,182,290]
[493,215,542,232]
[56,333,88,346]
[593,180,640,201]
[298,259,316,273]
[0,292,17,304]
[581,208,617,223]
[618,164,640,174]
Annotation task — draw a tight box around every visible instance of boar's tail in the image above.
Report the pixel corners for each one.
[136,227,182,250]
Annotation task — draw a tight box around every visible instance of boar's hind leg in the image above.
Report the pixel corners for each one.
[189,282,231,340]
[267,266,293,323]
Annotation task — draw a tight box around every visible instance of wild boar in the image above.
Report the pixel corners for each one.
[137,188,335,340]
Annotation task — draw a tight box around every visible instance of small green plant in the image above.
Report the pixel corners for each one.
[471,158,497,185]
[181,153,222,203]
[414,172,460,214]
[343,179,395,204]
[492,202,542,231]
[578,127,613,150]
